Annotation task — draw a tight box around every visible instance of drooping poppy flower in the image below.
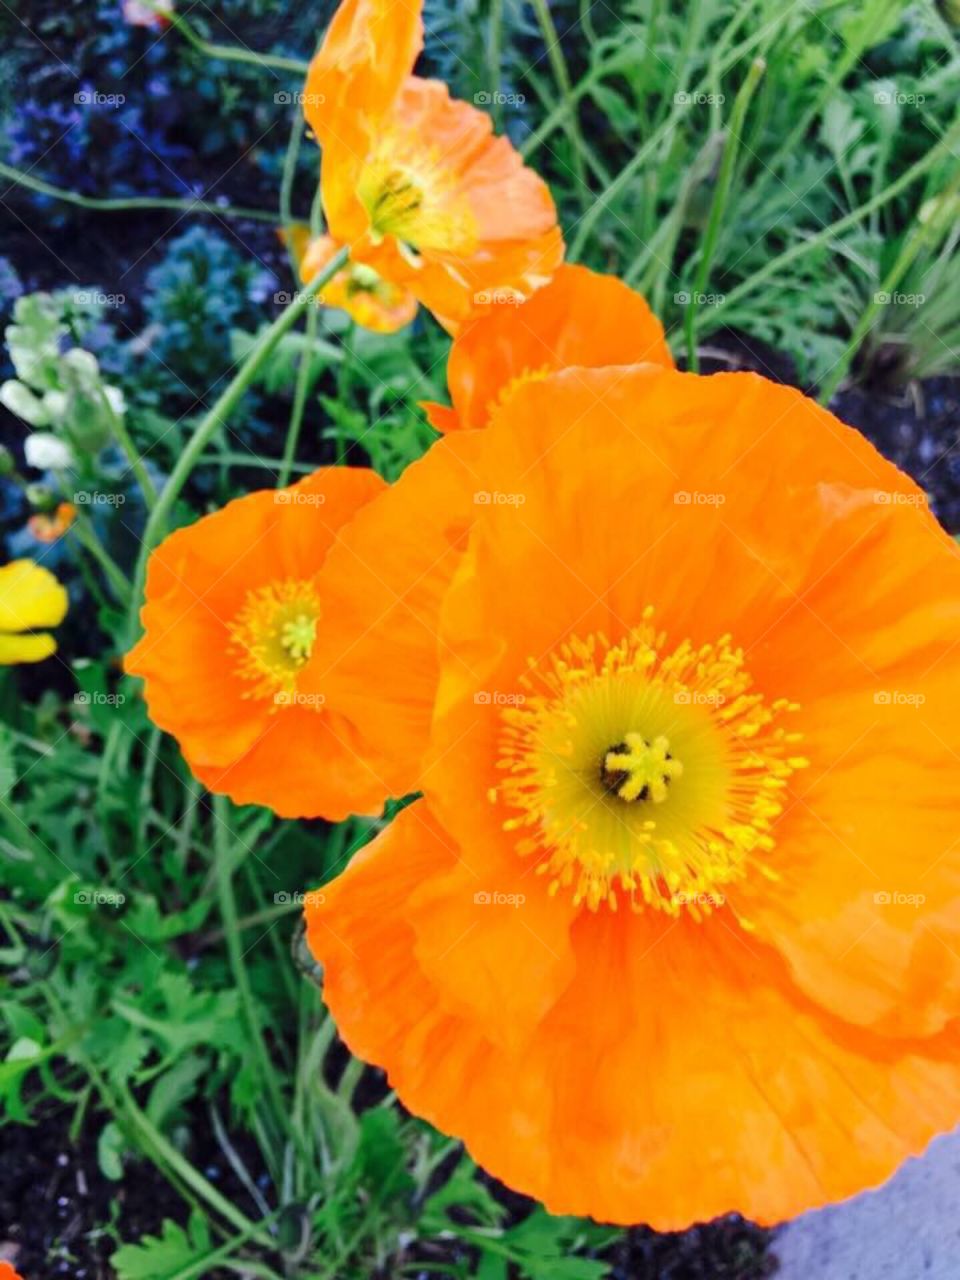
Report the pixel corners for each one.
[304,364,960,1228]
[125,468,388,819]
[0,559,68,665]
[285,225,418,333]
[421,264,675,432]
[302,0,564,333]
[122,0,173,28]
[28,501,77,544]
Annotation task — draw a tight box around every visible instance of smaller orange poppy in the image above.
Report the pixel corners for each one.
[0,1262,25,1280]
[28,501,77,543]
[303,0,563,333]
[286,227,418,334]
[125,467,388,819]
[421,264,675,432]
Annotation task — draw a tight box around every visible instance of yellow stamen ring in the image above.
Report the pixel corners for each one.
[491,607,807,918]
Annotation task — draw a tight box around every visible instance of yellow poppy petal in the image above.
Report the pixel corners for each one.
[0,560,69,632]
[0,631,57,665]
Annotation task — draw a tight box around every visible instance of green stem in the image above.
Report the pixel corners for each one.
[489,0,504,131]
[0,161,280,224]
[277,293,320,488]
[127,247,350,637]
[98,387,157,509]
[70,518,131,604]
[818,164,960,404]
[213,797,292,1142]
[157,3,309,74]
[529,0,590,207]
[685,57,765,371]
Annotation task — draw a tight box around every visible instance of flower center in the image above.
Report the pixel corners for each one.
[492,608,807,917]
[600,733,683,802]
[358,132,477,253]
[229,580,322,705]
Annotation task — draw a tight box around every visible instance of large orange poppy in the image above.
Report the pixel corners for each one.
[421,264,675,432]
[125,468,388,819]
[304,365,960,1227]
[302,0,563,333]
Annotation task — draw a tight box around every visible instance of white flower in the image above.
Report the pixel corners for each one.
[104,385,127,419]
[1,380,49,427]
[24,432,75,472]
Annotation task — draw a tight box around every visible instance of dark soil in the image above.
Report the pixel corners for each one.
[0,1100,265,1280]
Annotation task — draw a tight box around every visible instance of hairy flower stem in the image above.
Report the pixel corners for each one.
[684,58,766,372]
[127,248,349,639]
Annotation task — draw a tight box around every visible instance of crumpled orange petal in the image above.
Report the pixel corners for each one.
[421,263,675,431]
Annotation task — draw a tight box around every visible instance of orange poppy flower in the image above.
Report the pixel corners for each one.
[302,0,563,333]
[421,264,675,432]
[0,1263,24,1280]
[304,365,960,1227]
[28,501,77,543]
[284,226,418,333]
[125,468,388,819]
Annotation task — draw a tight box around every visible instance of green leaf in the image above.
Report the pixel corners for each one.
[421,1160,505,1235]
[353,1107,414,1204]
[146,1054,207,1130]
[111,1212,211,1280]
[98,1120,127,1181]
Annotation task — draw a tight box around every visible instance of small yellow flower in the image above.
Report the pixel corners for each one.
[0,560,68,665]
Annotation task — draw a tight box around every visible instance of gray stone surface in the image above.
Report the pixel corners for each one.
[773,1127,960,1279]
